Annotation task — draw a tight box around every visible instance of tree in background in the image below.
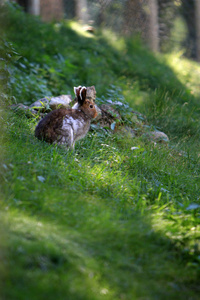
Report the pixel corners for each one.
[96,0,109,27]
[158,0,177,52]
[123,0,148,37]
[148,0,159,52]
[63,0,76,19]
[123,0,159,52]
[75,0,88,23]
[195,0,200,61]
[181,0,196,59]
[180,0,200,61]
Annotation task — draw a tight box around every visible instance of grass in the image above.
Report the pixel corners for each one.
[1,3,200,299]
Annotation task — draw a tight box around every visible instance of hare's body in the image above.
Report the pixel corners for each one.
[35,108,93,148]
[35,86,98,149]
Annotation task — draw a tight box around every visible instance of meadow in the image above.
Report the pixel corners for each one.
[0,3,200,299]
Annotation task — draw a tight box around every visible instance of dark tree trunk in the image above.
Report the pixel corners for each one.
[181,0,196,59]
[195,0,200,61]
[148,0,159,52]
[123,0,159,52]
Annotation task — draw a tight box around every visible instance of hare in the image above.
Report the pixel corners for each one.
[72,85,96,109]
[35,86,98,149]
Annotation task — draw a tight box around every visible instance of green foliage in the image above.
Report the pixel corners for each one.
[0,38,20,105]
[1,3,200,299]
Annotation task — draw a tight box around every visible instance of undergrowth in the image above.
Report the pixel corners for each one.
[0,3,200,300]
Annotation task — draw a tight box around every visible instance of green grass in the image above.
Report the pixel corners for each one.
[1,3,200,299]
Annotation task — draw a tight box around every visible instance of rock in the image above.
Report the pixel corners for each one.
[84,25,96,34]
[86,86,96,100]
[146,130,169,143]
[30,87,96,112]
[29,95,73,111]
[10,87,98,118]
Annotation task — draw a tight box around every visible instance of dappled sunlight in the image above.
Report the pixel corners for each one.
[100,29,126,52]
[122,81,151,108]
[151,212,200,264]
[166,53,200,97]
[68,21,95,39]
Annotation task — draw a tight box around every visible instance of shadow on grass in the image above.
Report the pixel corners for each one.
[2,198,199,300]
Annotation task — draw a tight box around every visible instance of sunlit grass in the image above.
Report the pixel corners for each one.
[100,28,126,52]
[166,52,200,97]
[68,21,95,39]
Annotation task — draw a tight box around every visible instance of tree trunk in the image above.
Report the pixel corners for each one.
[181,0,196,59]
[123,0,146,36]
[148,0,159,52]
[96,0,106,27]
[195,0,200,61]
[28,0,40,16]
[63,0,76,19]
[75,0,88,23]
[123,0,159,52]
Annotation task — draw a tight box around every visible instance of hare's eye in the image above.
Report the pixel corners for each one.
[90,105,93,109]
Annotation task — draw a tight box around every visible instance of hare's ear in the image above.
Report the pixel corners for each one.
[79,86,87,104]
[74,86,82,98]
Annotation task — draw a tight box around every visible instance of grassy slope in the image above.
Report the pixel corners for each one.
[1,4,200,300]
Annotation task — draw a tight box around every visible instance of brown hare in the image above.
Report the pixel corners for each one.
[35,86,98,149]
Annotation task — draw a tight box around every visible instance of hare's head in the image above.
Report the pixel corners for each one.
[73,85,96,106]
[75,86,96,119]
[73,85,101,119]
[81,99,98,119]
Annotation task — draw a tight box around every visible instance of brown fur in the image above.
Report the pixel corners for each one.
[35,97,98,145]
[35,108,72,143]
